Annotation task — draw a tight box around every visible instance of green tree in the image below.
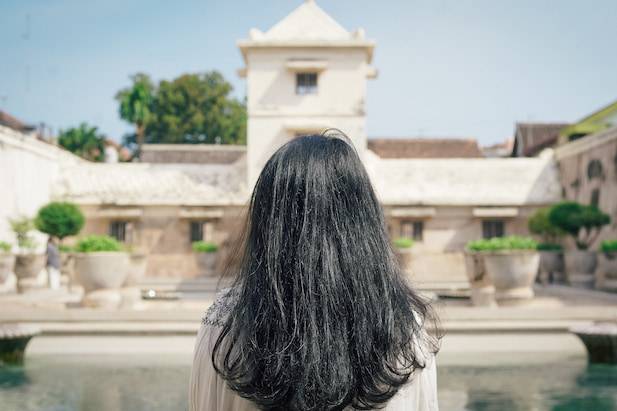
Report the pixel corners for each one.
[35,202,85,242]
[115,73,155,155]
[8,216,37,252]
[117,71,246,150]
[548,201,611,250]
[58,123,106,161]
[528,207,564,244]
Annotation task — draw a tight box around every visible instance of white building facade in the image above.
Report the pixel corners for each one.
[239,0,377,185]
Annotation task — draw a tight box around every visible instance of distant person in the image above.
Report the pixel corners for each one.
[46,237,61,289]
[190,132,440,410]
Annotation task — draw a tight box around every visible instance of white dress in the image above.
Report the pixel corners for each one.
[189,289,439,411]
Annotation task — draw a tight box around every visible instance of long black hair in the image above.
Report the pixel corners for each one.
[212,132,439,410]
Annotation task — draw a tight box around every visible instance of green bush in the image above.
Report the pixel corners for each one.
[467,236,537,252]
[393,237,414,249]
[537,243,563,251]
[0,241,12,253]
[8,216,37,251]
[192,241,218,253]
[35,202,85,240]
[528,207,564,243]
[58,244,74,253]
[75,235,123,253]
[548,201,611,250]
[601,240,617,253]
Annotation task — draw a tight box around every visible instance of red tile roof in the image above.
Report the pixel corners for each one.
[513,123,570,157]
[0,111,36,133]
[368,138,483,159]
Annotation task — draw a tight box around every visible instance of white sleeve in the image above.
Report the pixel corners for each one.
[189,324,217,411]
[188,324,256,411]
[385,353,439,411]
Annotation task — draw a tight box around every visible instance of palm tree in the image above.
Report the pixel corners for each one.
[116,73,154,158]
[57,123,106,161]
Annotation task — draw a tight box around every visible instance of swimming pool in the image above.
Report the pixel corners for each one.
[1,354,615,410]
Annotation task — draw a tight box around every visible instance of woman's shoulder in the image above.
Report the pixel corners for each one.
[201,287,240,328]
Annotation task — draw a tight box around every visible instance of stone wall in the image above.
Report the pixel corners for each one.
[0,126,80,250]
[556,126,617,247]
[140,144,246,164]
[72,201,544,283]
[77,205,246,278]
[385,205,542,285]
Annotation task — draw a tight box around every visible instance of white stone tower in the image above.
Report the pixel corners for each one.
[238,0,377,185]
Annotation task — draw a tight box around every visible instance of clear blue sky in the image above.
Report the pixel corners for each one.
[1,0,616,145]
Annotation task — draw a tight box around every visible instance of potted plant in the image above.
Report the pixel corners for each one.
[596,240,617,290]
[548,201,611,288]
[393,237,414,273]
[463,246,496,307]
[35,202,85,244]
[193,241,219,276]
[9,216,45,282]
[74,235,129,292]
[528,207,565,284]
[467,236,539,302]
[0,241,15,285]
[35,201,85,287]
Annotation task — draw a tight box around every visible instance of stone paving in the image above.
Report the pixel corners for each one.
[2,281,616,359]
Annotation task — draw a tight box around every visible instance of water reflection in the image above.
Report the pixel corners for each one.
[1,354,616,411]
[0,355,191,411]
[0,365,30,388]
[438,357,617,411]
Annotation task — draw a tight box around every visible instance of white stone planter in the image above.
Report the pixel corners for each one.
[14,254,45,280]
[596,252,617,290]
[0,253,15,284]
[464,252,497,307]
[195,252,218,276]
[538,251,565,284]
[125,253,148,286]
[74,252,129,293]
[395,248,413,274]
[60,253,74,278]
[564,250,597,288]
[483,251,540,302]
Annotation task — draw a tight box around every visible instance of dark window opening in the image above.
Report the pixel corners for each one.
[296,72,318,95]
[587,159,603,180]
[190,221,204,243]
[109,221,130,242]
[482,220,505,239]
[401,221,424,241]
[190,221,214,243]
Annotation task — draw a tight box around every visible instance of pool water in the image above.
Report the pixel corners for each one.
[1,355,616,411]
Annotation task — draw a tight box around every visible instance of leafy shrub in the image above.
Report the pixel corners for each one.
[75,235,123,253]
[601,240,617,253]
[59,244,74,253]
[192,241,218,253]
[393,237,414,249]
[8,216,37,251]
[35,202,85,240]
[548,201,611,250]
[537,243,563,251]
[528,207,564,243]
[467,236,537,252]
[0,241,11,253]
